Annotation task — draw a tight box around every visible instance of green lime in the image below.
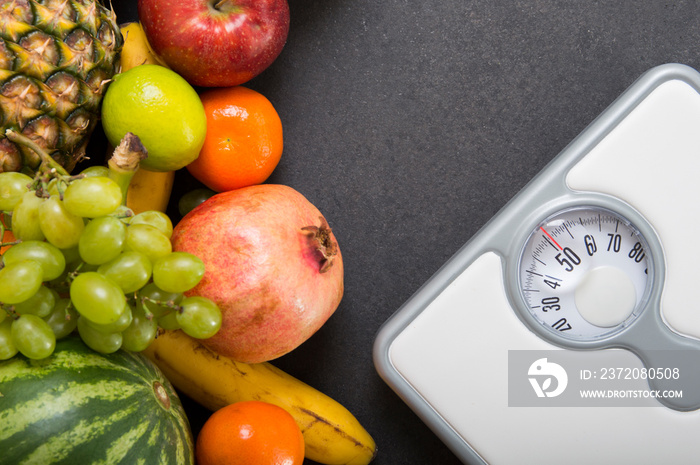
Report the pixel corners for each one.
[101,65,207,172]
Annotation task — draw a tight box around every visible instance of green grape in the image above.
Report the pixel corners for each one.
[0,172,32,211]
[12,314,56,359]
[0,260,44,304]
[45,178,62,197]
[121,303,157,352]
[43,298,79,339]
[138,282,183,318]
[80,165,110,178]
[124,223,172,263]
[13,286,57,318]
[69,272,126,325]
[38,196,85,249]
[176,296,222,339]
[157,310,181,330]
[152,252,205,293]
[63,176,122,218]
[178,188,215,217]
[12,192,45,241]
[111,205,133,221]
[79,216,127,265]
[0,319,17,360]
[130,210,173,238]
[97,251,152,294]
[2,240,66,280]
[77,316,122,354]
[85,302,133,333]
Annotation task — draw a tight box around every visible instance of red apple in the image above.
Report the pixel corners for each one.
[137,0,290,87]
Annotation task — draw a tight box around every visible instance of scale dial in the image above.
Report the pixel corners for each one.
[518,207,653,341]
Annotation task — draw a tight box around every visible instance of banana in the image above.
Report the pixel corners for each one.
[118,22,170,70]
[117,21,175,214]
[142,330,377,465]
[125,168,175,214]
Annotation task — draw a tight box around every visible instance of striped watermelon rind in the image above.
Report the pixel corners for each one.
[0,336,194,465]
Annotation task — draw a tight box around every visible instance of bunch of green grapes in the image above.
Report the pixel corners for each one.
[0,168,221,360]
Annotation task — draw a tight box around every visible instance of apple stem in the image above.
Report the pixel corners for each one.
[212,0,236,11]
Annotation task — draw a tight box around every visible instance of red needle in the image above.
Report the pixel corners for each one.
[540,227,563,250]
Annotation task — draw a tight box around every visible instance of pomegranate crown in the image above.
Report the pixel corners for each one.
[301,217,338,273]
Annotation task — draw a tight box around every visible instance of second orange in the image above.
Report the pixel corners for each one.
[187,86,284,192]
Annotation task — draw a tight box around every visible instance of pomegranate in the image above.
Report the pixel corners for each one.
[171,184,343,363]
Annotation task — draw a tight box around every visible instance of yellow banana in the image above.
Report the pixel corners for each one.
[142,330,377,465]
[117,21,175,214]
[125,168,175,214]
[118,22,170,70]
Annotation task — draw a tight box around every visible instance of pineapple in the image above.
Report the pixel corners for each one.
[0,0,123,174]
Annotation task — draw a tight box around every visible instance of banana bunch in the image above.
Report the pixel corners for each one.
[142,330,377,465]
[117,21,175,214]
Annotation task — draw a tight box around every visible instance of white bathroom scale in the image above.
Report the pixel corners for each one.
[373,63,700,464]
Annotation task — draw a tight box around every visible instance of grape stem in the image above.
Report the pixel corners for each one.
[5,130,70,178]
[61,299,75,321]
[139,295,182,320]
[38,173,85,200]
[63,262,90,285]
[0,239,20,250]
[5,130,84,199]
[107,133,148,205]
[1,305,19,320]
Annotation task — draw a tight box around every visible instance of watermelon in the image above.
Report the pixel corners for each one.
[0,336,194,465]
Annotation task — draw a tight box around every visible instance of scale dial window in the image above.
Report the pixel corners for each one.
[518,207,652,341]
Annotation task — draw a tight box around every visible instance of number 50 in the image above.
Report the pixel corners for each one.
[556,247,581,272]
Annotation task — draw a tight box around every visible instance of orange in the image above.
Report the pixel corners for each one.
[1,218,14,254]
[187,86,283,192]
[195,401,305,465]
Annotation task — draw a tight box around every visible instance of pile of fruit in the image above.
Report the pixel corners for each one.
[0,1,376,464]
